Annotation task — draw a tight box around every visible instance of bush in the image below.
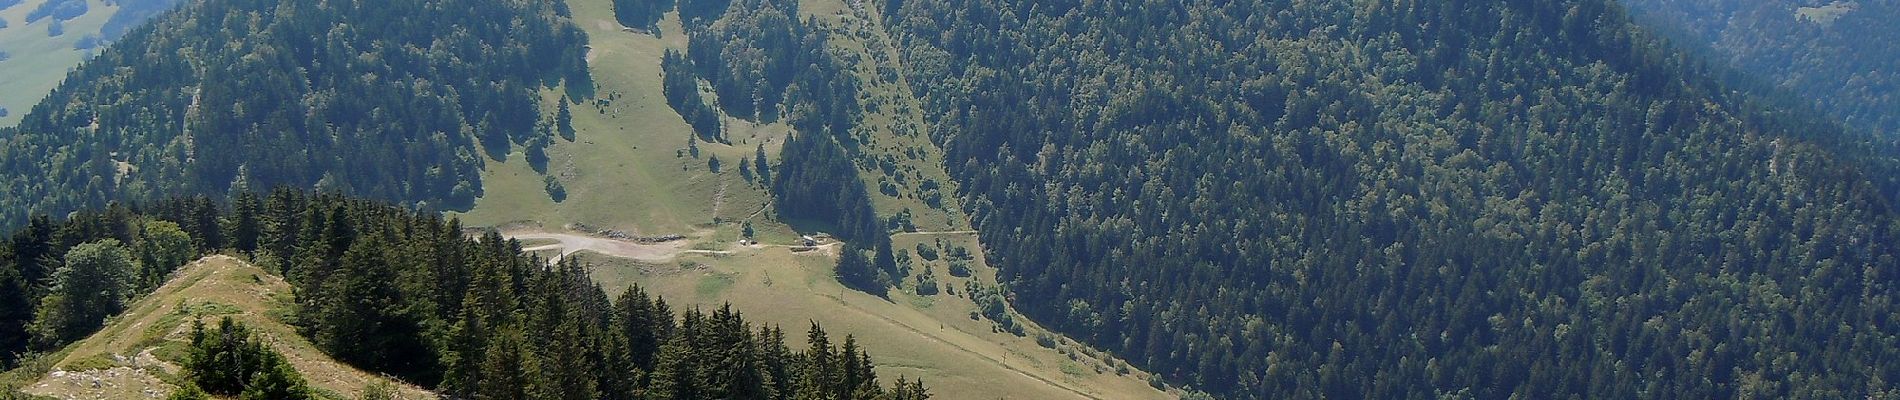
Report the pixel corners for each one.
[1035,333,1057,348]
[947,260,972,277]
[914,243,939,261]
[913,268,939,296]
[184,317,311,399]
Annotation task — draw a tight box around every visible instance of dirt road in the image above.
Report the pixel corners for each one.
[890,230,978,237]
[506,231,692,263]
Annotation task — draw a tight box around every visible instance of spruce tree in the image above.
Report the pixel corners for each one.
[478,326,538,400]
[259,188,304,267]
[189,198,224,251]
[793,324,834,400]
[0,264,30,367]
[438,298,488,399]
[315,233,437,383]
[8,216,54,300]
[615,286,663,370]
[557,97,576,141]
[873,239,897,279]
[753,144,771,184]
[596,325,638,400]
[227,190,261,254]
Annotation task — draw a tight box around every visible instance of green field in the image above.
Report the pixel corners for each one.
[0,0,122,127]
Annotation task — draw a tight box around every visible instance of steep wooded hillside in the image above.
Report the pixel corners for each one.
[883,0,1900,397]
[0,0,590,229]
[1622,0,1900,137]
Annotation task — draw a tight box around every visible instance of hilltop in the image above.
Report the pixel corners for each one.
[2,255,433,399]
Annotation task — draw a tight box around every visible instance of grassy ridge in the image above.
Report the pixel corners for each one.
[14,256,432,399]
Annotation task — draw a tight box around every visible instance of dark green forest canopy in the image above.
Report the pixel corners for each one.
[883,0,1900,397]
[0,0,590,230]
[1621,0,1900,138]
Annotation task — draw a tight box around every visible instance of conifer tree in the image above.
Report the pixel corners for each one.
[188,198,223,251]
[8,216,54,300]
[227,190,261,254]
[259,188,304,268]
[314,234,437,383]
[0,264,31,367]
[753,144,771,184]
[557,97,576,141]
[647,328,699,399]
[478,326,539,400]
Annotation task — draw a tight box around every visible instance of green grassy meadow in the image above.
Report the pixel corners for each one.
[0,0,119,127]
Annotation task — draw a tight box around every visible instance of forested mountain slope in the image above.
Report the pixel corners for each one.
[882,0,1900,397]
[1621,0,1900,137]
[0,0,589,229]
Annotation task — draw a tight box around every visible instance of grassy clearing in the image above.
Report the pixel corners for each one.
[449,0,799,244]
[1796,1,1857,26]
[13,256,433,400]
[0,0,121,127]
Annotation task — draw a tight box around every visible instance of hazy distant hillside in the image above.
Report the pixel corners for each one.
[1622,0,1900,136]
[884,0,1900,397]
[0,0,180,127]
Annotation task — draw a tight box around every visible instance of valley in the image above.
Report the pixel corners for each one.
[444,0,1169,397]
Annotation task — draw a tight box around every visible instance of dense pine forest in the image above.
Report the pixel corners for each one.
[0,191,929,399]
[1621,0,1900,137]
[0,0,591,229]
[881,0,1900,397]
